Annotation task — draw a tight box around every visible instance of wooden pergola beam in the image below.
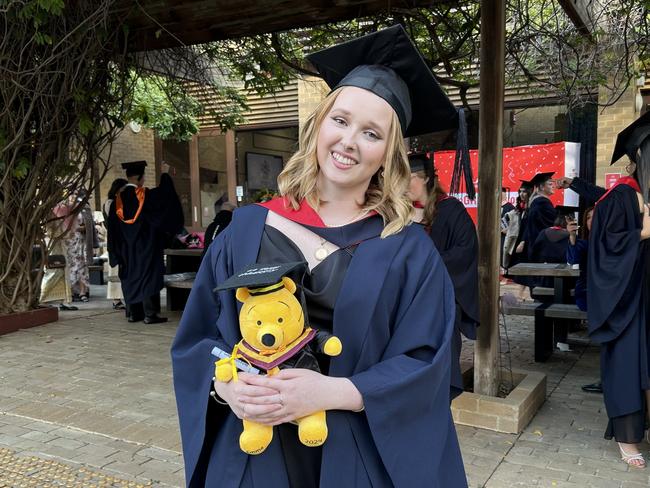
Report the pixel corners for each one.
[117,0,453,52]
[557,0,594,37]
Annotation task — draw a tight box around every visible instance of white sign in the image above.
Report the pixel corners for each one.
[235,186,244,197]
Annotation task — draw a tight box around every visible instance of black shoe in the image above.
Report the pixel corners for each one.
[127,315,144,323]
[59,304,78,311]
[112,300,126,310]
[581,382,603,393]
[144,315,168,324]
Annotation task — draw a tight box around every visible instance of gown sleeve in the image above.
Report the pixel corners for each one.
[348,248,459,486]
[570,177,606,205]
[171,228,234,485]
[587,186,642,341]
[106,200,123,268]
[430,199,480,331]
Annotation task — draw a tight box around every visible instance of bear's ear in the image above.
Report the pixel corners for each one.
[282,276,296,294]
[236,287,251,302]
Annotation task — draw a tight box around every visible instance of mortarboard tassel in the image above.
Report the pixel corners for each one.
[450,109,475,200]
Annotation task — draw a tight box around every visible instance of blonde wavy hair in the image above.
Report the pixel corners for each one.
[277,87,414,238]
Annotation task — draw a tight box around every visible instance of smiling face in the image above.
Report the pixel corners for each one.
[315,86,393,196]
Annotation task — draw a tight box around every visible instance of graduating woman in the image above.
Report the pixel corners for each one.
[172,26,467,487]
[407,152,478,399]
[588,112,650,468]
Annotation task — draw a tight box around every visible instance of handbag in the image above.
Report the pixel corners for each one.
[46,254,66,269]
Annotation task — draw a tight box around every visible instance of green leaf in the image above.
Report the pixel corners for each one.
[78,114,94,136]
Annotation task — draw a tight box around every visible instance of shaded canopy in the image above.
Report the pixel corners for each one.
[118,0,456,51]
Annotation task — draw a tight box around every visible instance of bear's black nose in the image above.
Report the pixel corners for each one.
[261,334,276,347]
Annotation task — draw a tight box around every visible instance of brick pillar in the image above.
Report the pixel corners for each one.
[298,76,329,134]
[596,85,636,185]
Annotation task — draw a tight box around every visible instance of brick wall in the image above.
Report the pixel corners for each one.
[95,126,156,209]
[596,85,636,185]
[297,76,329,133]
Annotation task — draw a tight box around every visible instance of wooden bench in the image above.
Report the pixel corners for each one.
[503,301,586,362]
[164,272,197,311]
[531,287,575,298]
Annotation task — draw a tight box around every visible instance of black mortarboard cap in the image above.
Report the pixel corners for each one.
[408,152,435,178]
[306,25,457,138]
[307,25,474,200]
[555,205,579,216]
[214,262,306,293]
[519,179,534,190]
[121,160,147,177]
[611,111,650,164]
[529,171,555,187]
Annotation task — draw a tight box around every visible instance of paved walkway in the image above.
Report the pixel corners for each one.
[0,286,648,487]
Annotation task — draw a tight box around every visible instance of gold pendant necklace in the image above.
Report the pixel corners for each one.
[314,241,329,261]
[314,208,369,261]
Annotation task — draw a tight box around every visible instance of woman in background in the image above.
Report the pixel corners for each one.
[103,178,127,310]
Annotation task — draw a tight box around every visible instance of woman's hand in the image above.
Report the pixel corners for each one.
[239,369,364,426]
[567,221,579,245]
[213,374,282,422]
[515,241,525,254]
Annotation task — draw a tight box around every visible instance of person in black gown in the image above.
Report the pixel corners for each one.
[107,161,183,324]
[507,180,533,299]
[500,187,515,272]
[171,26,467,487]
[530,205,577,350]
[407,152,478,400]
[518,171,557,262]
[202,201,236,259]
[587,112,650,468]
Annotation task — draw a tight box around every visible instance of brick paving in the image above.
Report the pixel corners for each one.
[0,285,648,487]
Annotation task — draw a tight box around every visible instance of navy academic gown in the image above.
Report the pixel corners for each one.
[107,174,183,303]
[587,183,648,420]
[523,195,556,260]
[429,197,479,398]
[171,203,467,488]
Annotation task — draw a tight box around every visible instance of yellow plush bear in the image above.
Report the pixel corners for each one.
[214,263,342,455]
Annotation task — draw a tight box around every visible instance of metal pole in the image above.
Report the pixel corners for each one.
[474,0,505,396]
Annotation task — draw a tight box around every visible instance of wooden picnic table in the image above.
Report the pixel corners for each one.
[164,248,203,310]
[507,263,579,303]
[505,263,583,362]
[507,263,580,277]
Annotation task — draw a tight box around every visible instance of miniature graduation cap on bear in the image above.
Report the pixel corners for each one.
[214,261,305,294]
[307,25,475,199]
[121,160,147,178]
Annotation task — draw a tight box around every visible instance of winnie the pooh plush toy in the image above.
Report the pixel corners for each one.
[213,262,342,455]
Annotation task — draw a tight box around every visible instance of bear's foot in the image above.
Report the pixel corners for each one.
[240,420,273,455]
[297,411,328,447]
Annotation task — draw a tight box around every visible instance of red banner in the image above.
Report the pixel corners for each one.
[432,142,581,224]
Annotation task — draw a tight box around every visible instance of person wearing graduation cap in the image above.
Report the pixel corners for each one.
[107,160,183,324]
[407,152,478,400]
[586,111,650,468]
[171,25,467,487]
[518,171,557,262]
[506,179,534,298]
